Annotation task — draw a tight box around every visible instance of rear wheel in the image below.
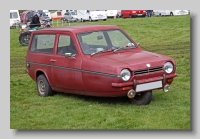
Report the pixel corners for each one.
[19,32,30,46]
[37,74,53,97]
[170,12,174,16]
[129,91,152,105]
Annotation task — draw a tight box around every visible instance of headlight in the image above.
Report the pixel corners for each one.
[120,69,131,81]
[164,62,174,74]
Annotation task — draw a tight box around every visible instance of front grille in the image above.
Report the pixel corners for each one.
[149,66,163,72]
[134,66,163,75]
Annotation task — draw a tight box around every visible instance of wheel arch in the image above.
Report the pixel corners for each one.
[36,70,52,88]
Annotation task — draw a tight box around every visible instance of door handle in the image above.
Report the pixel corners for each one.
[50,59,56,62]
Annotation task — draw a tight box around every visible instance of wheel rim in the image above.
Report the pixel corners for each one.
[38,80,45,95]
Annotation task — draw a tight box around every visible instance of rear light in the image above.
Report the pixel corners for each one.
[132,11,136,13]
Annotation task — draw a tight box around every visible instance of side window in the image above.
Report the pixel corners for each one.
[30,34,55,54]
[57,35,77,55]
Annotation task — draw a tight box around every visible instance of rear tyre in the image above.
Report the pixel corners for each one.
[19,32,30,46]
[37,74,53,97]
[129,91,152,105]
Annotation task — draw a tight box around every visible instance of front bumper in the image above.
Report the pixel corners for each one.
[112,74,177,92]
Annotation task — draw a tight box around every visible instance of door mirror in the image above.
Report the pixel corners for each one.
[64,53,72,58]
[64,53,76,59]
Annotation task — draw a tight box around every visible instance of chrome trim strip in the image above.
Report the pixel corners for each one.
[27,62,119,78]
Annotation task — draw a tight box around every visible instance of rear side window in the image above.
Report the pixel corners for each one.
[30,34,55,54]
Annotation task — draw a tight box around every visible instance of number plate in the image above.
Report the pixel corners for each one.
[136,80,162,92]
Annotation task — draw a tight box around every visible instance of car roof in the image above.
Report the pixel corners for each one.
[33,25,121,34]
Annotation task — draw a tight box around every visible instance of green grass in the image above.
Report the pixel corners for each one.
[10,15,190,129]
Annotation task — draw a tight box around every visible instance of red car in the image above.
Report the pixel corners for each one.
[25,25,177,105]
[121,10,146,18]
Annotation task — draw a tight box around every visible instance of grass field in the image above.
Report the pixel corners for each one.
[10,15,190,129]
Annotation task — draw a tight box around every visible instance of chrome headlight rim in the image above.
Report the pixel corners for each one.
[120,69,131,82]
[164,62,174,74]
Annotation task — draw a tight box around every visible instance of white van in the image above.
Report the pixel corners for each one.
[153,10,189,16]
[105,10,118,18]
[10,10,20,27]
[76,10,107,22]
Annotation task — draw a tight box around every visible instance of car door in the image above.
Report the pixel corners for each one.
[51,33,85,94]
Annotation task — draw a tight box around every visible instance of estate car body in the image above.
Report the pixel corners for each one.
[25,25,177,105]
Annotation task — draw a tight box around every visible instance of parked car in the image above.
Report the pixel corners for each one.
[61,11,78,22]
[76,10,107,22]
[105,10,118,18]
[25,25,177,105]
[121,10,146,18]
[153,10,189,16]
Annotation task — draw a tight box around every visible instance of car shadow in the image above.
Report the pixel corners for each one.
[53,91,130,105]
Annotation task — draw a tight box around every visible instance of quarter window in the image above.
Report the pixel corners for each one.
[30,34,55,54]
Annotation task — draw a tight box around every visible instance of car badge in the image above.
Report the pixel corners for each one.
[146,64,150,67]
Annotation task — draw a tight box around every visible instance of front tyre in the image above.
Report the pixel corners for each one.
[37,74,53,97]
[129,91,152,105]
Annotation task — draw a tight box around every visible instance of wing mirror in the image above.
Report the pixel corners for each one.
[64,53,76,59]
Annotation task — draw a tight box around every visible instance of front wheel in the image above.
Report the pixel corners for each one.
[37,74,53,97]
[129,91,152,105]
[19,32,30,46]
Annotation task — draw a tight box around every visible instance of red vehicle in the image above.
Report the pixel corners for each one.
[121,10,146,18]
[20,10,35,23]
[25,25,177,105]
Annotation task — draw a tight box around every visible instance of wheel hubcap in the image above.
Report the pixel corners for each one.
[38,80,45,95]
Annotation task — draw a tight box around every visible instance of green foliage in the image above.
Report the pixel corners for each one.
[10,15,190,129]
